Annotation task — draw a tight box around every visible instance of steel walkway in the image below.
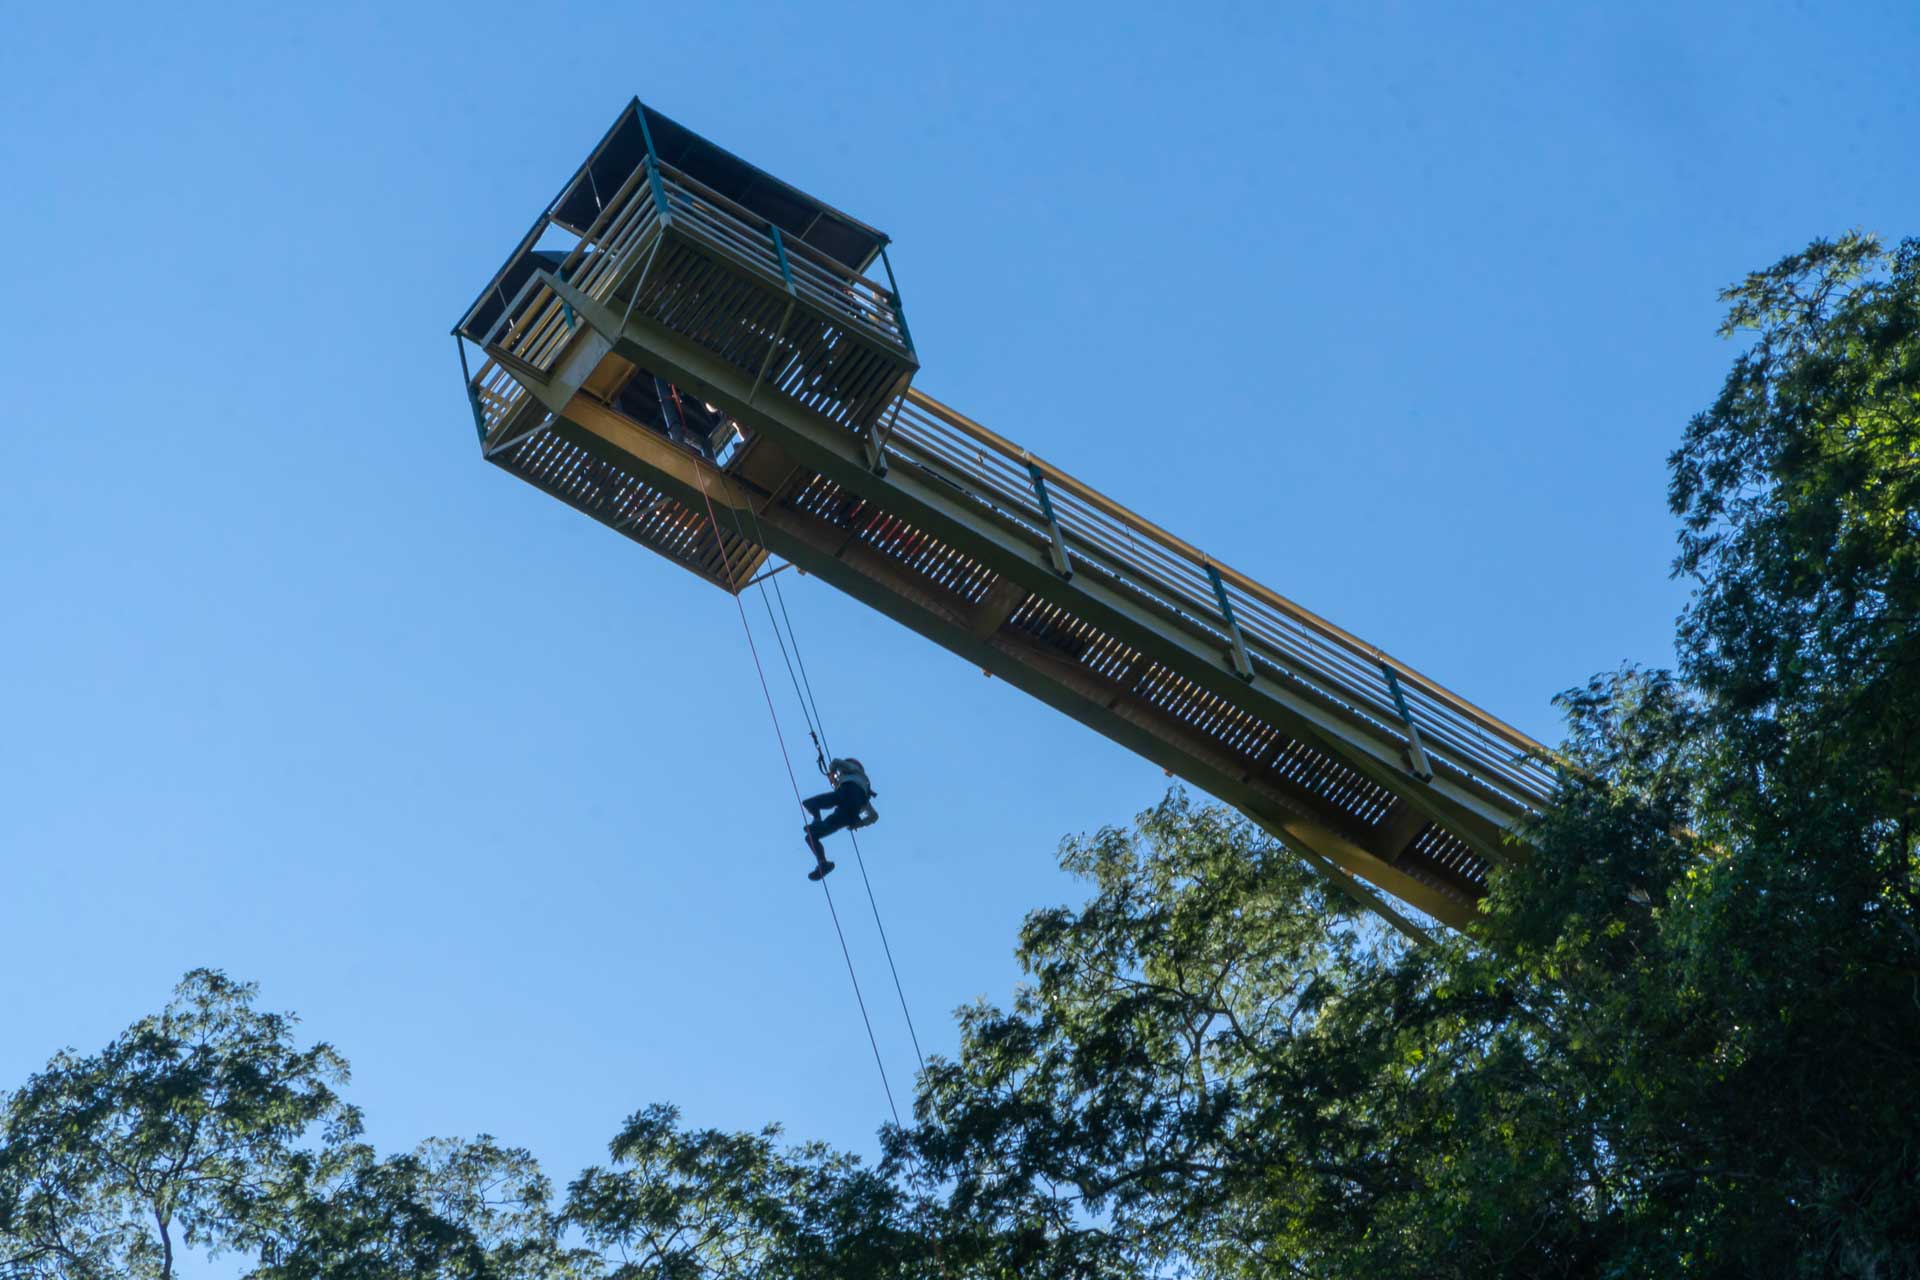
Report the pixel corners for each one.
[454,100,1557,931]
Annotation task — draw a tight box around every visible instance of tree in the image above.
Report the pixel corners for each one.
[0,973,565,1280]
[891,235,1920,1278]
[6,233,1913,1279]
[250,1135,577,1280]
[896,790,1611,1279]
[0,970,359,1279]
[563,1103,918,1280]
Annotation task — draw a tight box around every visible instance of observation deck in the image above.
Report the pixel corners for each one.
[453,99,1556,933]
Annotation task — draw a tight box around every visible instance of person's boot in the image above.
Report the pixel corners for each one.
[804,830,834,879]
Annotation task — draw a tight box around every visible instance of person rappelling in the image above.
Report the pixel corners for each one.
[801,755,877,880]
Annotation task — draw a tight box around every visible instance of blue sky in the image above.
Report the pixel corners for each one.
[4,0,1916,1200]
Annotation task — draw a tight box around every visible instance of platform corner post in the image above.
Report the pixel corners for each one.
[636,104,671,226]
[455,335,485,445]
[880,246,914,356]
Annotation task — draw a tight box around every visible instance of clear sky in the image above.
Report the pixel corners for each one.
[4,0,1916,1202]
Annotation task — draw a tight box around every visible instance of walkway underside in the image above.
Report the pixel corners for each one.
[480,284,1554,932]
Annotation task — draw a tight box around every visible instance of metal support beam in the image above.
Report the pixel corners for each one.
[482,341,552,390]
[969,575,1030,639]
[1250,815,1437,948]
[481,404,555,460]
[1374,798,1436,863]
[862,396,900,477]
[741,561,794,590]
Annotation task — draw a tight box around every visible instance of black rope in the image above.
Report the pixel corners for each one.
[822,878,901,1126]
[844,827,927,1072]
[689,469,806,810]
[756,584,826,754]
[728,486,929,1075]
[686,454,903,1125]
[768,572,832,764]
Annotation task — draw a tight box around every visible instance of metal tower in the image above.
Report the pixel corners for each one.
[452,99,1556,933]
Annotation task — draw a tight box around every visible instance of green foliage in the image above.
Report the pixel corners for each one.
[4,232,1915,1279]
[0,975,566,1280]
[896,794,1386,1278]
[0,969,358,1280]
[889,234,1920,1277]
[248,1136,576,1280]
[563,1104,915,1280]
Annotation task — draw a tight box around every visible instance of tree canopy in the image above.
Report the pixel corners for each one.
[890,232,1920,1277]
[5,234,1916,1278]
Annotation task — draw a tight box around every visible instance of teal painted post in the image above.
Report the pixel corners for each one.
[635,104,671,225]
[1205,563,1255,680]
[880,247,915,355]
[771,226,797,293]
[1026,462,1072,577]
[646,160,670,224]
[1381,664,1435,780]
[1382,665,1414,722]
[456,336,486,444]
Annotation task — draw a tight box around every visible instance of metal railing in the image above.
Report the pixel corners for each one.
[651,159,909,353]
[470,356,530,441]
[463,153,911,446]
[878,391,1562,814]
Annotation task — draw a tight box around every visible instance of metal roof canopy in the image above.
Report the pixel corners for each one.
[456,99,892,343]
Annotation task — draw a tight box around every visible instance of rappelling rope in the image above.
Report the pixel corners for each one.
[692,414,951,1278]
[819,878,901,1126]
[683,431,902,1127]
[725,475,929,1075]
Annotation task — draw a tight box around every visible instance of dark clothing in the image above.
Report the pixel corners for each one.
[803,780,870,841]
